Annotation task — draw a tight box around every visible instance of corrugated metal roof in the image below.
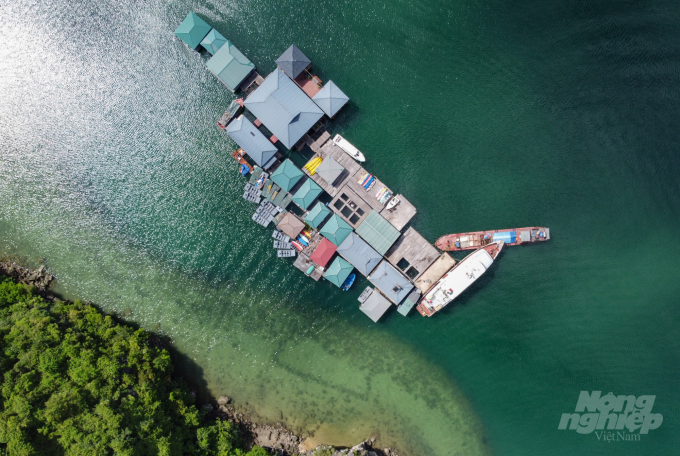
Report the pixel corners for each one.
[367,260,414,304]
[275,44,311,79]
[337,232,382,276]
[206,41,254,92]
[312,81,349,118]
[355,210,401,255]
[319,214,353,247]
[226,116,277,167]
[324,256,353,288]
[315,157,344,185]
[292,179,322,210]
[244,69,323,148]
[175,12,212,50]
[270,159,303,192]
[200,29,227,55]
[309,238,336,268]
[359,290,392,322]
[304,202,331,229]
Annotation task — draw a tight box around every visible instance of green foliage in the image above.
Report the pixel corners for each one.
[0,278,270,456]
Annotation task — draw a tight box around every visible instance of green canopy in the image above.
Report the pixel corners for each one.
[271,159,304,192]
[200,29,227,55]
[319,214,353,246]
[292,179,322,210]
[304,202,331,229]
[324,257,354,288]
[175,12,212,50]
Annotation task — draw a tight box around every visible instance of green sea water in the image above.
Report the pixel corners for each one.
[1,0,679,455]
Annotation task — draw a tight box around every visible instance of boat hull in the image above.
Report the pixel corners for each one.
[435,227,549,251]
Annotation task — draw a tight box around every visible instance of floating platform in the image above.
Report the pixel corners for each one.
[379,194,416,231]
[385,227,439,282]
[413,252,456,294]
[293,253,323,281]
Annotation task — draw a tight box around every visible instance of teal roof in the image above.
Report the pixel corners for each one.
[355,210,400,255]
[175,12,212,50]
[206,41,255,92]
[324,257,354,288]
[304,202,331,229]
[292,179,322,210]
[270,159,303,192]
[200,29,227,55]
[319,214,353,246]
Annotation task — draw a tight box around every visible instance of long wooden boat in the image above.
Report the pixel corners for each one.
[435,227,549,251]
[417,242,504,317]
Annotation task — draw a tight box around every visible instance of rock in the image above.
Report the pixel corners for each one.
[217,396,231,405]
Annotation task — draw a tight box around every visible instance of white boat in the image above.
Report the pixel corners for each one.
[417,241,504,317]
[386,196,400,211]
[333,134,366,162]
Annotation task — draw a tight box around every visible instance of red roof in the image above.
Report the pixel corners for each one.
[310,238,337,267]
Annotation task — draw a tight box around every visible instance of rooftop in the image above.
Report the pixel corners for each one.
[270,159,304,192]
[276,212,305,239]
[367,260,414,304]
[276,44,311,79]
[312,81,349,118]
[304,202,331,229]
[206,41,255,92]
[355,210,401,255]
[309,237,337,268]
[359,289,393,323]
[175,12,211,50]
[315,156,345,186]
[244,69,324,149]
[319,214,353,247]
[200,29,227,55]
[324,256,354,288]
[291,178,322,210]
[337,232,382,277]
[226,116,277,167]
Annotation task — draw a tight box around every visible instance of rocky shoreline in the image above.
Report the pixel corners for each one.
[0,261,400,456]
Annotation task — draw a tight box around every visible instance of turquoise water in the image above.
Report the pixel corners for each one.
[1,0,679,455]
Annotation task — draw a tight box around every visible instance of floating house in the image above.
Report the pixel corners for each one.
[355,210,401,255]
[292,179,322,210]
[226,116,277,168]
[367,260,414,304]
[359,289,393,323]
[276,44,311,79]
[319,214,353,247]
[244,69,324,149]
[312,81,349,118]
[271,159,304,192]
[276,212,305,239]
[200,29,227,55]
[337,232,382,277]
[309,238,336,268]
[174,12,212,50]
[304,202,331,229]
[324,256,354,288]
[315,157,344,186]
[206,41,255,92]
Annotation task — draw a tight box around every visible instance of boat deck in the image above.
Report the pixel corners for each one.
[385,227,439,282]
[413,253,456,294]
[293,252,323,281]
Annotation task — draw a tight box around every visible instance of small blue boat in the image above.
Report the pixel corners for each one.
[341,273,356,291]
[296,236,309,247]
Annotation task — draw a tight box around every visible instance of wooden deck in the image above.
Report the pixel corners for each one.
[413,252,456,294]
[384,227,439,282]
[293,252,323,281]
[380,194,417,231]
[320,141,362,176]
[328,185,373,228]
[294,71,322,98]
[239,71,265,94]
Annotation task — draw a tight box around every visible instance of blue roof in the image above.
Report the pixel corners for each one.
[270,159,304,192]
[276,45,311,79]
[319,214,353,247]
[337,232,382,276]
[304,202,331,229]
[226,116,277,167]
[200,29,227,55]
[175,12,212,50]
[206,41,254,92]
[292,179,322,210]
[312,81,349,118]
[324,257,354,288]
[367,260,414,305]
[244,69,324,149]
[493,231,517,243]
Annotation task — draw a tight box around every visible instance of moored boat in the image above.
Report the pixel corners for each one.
[341,273,356,291]
[217,99,244,129]
[417,242,504,317]
[435,227,550,251]
[333,134,366,162]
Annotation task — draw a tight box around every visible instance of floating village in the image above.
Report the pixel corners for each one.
[175,12,550,322]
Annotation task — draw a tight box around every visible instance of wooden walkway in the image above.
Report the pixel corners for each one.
[379,194,416,231]
[384,227,439,281]
[413,253,456,294]
[293,252,323,281]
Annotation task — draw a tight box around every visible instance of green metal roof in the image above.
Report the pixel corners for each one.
[292,179,322,210]
[319,214,353,246]
[200,29,227,55]
[206,41,255,92]
[355,210,400,255]
[304,202,331,229]
[271,159,304,192]
[175,12,212,50]
[324,257,354,288]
